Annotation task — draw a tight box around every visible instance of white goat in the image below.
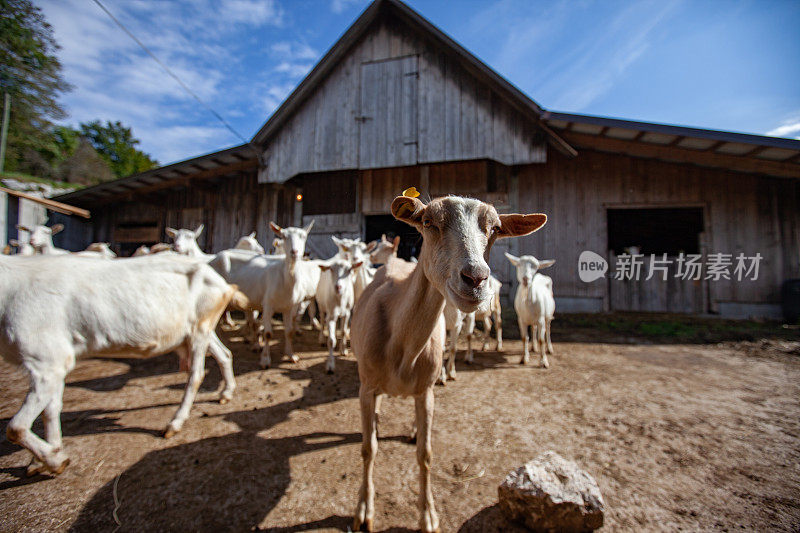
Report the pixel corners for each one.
[166,224,213,260]
[8,238,35,256]
[235,231,265,254]
[17,224,68,255]
[368,234,400,265]
[316,257,362,373]
[505,253,555,367]
[332,236,375,301]
[132,243,172,256]
[0,253,242,475]
[75,242,117,258]
[210,221,318,368]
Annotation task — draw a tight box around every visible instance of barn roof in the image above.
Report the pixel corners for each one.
[55,143,258,205]
[250,0,576,157]
[544,111,800,179]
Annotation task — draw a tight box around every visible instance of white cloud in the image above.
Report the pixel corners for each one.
[35,0,267,163]
[270,41,318,61]
[275,61,313,78]
[262,82,298,114]
[330,0,365,14]
[766,119,800,139]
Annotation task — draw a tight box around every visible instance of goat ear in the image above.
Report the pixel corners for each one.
[16,224,31,233]
[249,231,256,238]
[366,240,377,252]
[269,222,283,235]
[538,259,555,269]
[504,252,520,266]
[194,224,204,237]
[50,223,64,234]
[303,219,315,234]
[166,227,177,238]
[318,261,331,271]
[391,196,425,227]
[9,239,19,246]
[381,234,387,242]
[331,235,343,246]
[497,214,547,238]
[392,235,400,249]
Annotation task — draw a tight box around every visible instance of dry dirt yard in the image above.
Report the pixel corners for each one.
[1,319,798,532]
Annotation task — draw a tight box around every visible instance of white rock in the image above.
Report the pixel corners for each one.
[498,451,605,532]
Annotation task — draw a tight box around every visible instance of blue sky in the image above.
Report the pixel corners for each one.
[37,0,800,165]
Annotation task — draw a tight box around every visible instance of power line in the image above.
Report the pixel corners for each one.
[91,0,256,153]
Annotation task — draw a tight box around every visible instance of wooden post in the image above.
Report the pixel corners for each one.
[0,92,10,173]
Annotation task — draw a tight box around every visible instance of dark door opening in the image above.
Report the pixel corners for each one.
[364,215,421,261]
[607,207,704,255]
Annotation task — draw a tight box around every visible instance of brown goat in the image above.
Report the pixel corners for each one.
[350,194,547,532]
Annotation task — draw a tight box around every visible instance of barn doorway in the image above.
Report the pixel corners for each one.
[606,206,707,313]
[364,214,421,261]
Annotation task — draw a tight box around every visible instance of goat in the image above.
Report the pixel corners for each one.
[316,257,362,373]
[210,221,317,368]
[16,224,68,255]
[132,243,172,256]
[8,238,35,256]
[235,231,265,254]
[505,253,555,367]
[332,236,376,302]
[368,234,400,265]
[0,253,243,475]
[351,194,546,532]
[166,224,213,260]
[75,242,117,258]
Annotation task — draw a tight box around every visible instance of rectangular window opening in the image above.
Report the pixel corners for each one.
[607,207,703,256]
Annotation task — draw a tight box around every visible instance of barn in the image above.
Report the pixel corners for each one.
[46,0,800,319]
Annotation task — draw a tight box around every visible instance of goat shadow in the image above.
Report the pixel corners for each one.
[66,359,405,531]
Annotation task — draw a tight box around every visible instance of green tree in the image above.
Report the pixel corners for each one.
[79,120,158,178]
[0,0,72,172]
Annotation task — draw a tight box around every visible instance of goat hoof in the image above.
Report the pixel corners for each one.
[26,458,45,477]
[353,518,373,532]
[218,397,229,405]
[50,457,70,475]
[163,426,178,439]
[326,368,334,375]
[289,354,299,363]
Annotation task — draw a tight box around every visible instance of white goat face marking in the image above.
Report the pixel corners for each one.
[514,256,541,287]
[327,259,354,295]
[171,229,199,255]
[281,227,309,262]
[334,237,366,262]
[422,197,500,312]
[28,226,54,249]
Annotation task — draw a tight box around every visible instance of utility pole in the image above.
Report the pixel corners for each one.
[0,92,10,173]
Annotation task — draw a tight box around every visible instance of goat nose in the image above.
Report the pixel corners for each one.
[460,266,489,289]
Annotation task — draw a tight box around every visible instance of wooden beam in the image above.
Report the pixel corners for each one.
[560,131,800,179]
[632,131,646,141]
[704,140,726,152]
[115,159,258,200]
[666,135,685,147]
[598,126,609,136]
[0,186,91,218]
[742,145,768,157]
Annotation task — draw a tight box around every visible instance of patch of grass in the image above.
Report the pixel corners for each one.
[554,312,793,344]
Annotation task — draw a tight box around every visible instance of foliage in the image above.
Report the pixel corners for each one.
[79,120,158,178]
[0,0,72,171]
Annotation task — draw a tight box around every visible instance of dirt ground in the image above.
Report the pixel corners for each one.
[1,319,799,532]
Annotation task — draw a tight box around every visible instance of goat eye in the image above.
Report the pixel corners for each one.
[492,225,501,234]
[422,219,432,229]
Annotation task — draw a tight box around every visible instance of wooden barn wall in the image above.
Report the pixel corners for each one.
[261,16,546,184]
[516,150,800,310]
[91,172,297,255]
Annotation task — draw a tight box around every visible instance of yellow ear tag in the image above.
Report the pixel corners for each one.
[402,186,420,198]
